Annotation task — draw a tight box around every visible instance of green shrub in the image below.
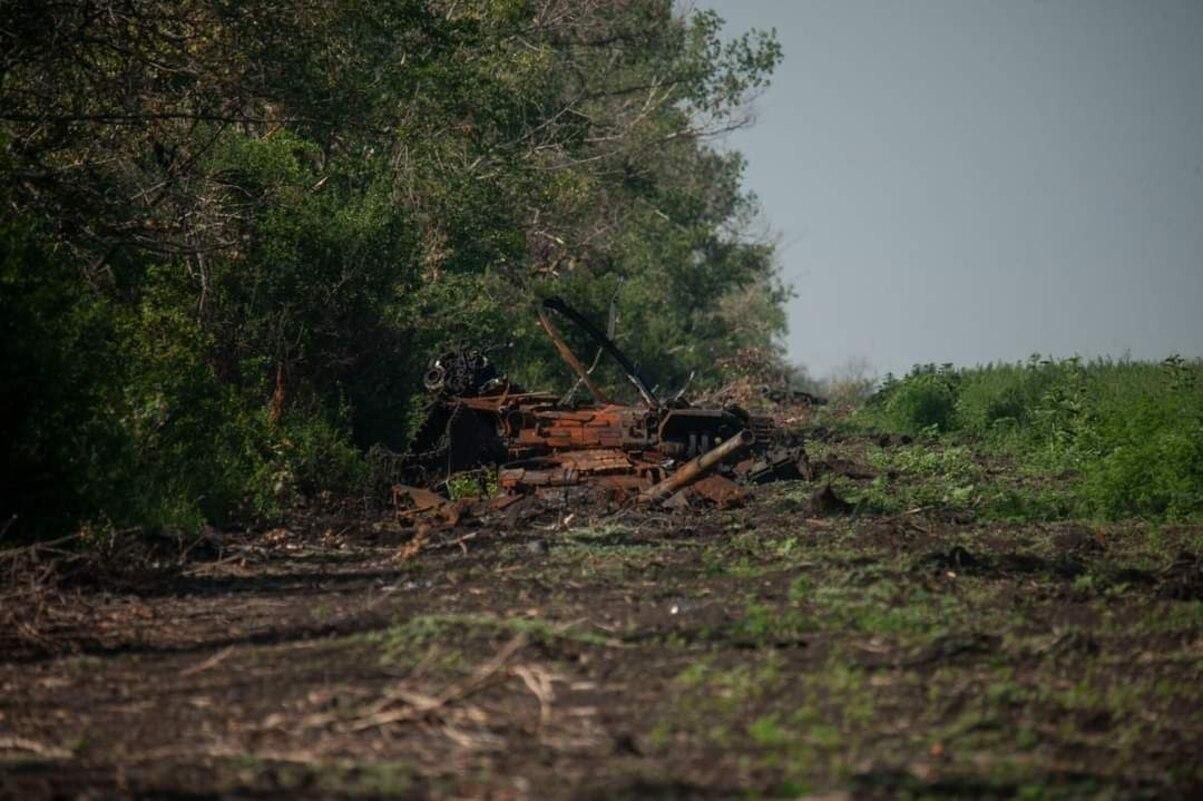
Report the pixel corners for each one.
[1,224,145,536]
[954,359,1058,435]
[1074,361,1203,520]
[1081,427,1203,520]
[870,365,960,433]
[250,410,369,515]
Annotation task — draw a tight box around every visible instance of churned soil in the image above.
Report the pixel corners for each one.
[3,433,1202,800]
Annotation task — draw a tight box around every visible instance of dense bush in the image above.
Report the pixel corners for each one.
[861,357,1203,521]
[953,362,1060,434]
[866,365,960,433]
[1074,359,1203,519]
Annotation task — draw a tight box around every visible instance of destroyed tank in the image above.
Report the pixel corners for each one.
[402,297,810,507]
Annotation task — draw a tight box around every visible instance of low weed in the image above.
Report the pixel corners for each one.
[444,470,498,500]
[724,602,817,644]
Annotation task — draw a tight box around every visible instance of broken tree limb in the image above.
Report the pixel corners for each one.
[537,305,613,404]
[541,297,658,408]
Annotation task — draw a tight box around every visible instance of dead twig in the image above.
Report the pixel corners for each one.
[423,531,480,555]
[0,735,72,759]
[0,533,80,562]
[513,663,557,728]
[350,632,529,732]
[179,645,235,677]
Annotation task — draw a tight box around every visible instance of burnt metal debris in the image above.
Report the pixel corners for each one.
[399,297,811,514]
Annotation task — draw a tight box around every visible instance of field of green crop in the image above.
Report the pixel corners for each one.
[853,357,1203,522]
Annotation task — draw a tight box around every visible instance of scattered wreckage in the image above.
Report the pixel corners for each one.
[393,297,813,522]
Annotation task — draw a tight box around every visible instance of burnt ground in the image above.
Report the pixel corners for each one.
[2,431,1202,800]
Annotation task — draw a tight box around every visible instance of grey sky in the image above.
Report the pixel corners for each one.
[703,0,1203,377]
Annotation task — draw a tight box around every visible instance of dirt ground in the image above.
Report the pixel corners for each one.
[2,431,1202,800]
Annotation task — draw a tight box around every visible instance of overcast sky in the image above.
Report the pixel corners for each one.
[702,0,1203,377]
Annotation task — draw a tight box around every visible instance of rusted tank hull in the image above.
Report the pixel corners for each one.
[400,297,810,509]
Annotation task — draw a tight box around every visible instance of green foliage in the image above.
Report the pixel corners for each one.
[444,471,498,500]
[1075,360,1203,519]
[0,2,786,538]
[726,602,816,644]
[869,365,960,433]
[860,357,1203,521]
[1,222,136,533]
[953,359,1064,434]
[254,411,368,513]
